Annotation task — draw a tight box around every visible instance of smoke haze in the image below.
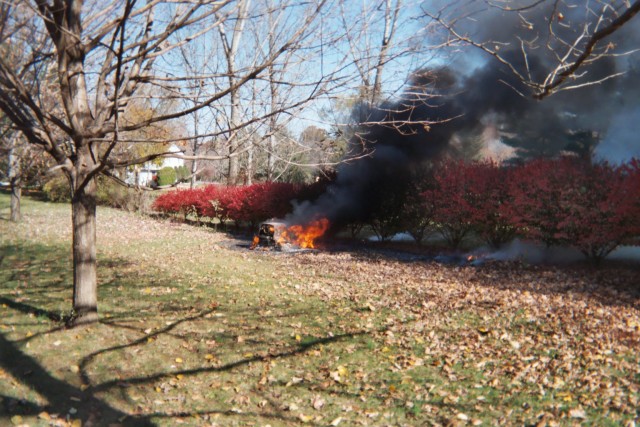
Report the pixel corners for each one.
[288,0,640,227]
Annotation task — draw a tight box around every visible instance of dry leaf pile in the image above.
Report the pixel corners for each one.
[276,252,640,418]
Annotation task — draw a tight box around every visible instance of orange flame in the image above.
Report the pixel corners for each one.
[249,235,260,250]
[281,218,330,249]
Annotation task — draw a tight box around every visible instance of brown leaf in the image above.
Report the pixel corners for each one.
[312,395,325,410]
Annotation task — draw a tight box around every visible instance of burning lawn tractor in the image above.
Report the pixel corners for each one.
[252,221,287,250]
[250,218,330,251]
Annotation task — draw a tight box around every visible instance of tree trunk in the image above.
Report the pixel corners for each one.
[223,0,250,186]
[8,145,21,222]
[267,134,276,181]
[70,176,99,325]
[9,178,21,222]
[190,156,198,188]
[190,161,198,188]
[246,143,253,185]
[227,90,241,185]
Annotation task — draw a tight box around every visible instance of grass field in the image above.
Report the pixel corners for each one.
[1,193,639,427]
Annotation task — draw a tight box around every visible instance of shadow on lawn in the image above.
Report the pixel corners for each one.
[85,322,368,427]
[10,235,637,425]
[1,305,373,426]
[0,241,382,426]
[0,242,155,424]
[0,333,155,426]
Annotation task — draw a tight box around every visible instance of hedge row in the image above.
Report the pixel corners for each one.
[413,158,640,260]
[152,158,640,261]
[152,180,328,227]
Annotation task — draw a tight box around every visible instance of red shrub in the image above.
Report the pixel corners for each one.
[219,186,245,224]
[152,189,199,218]
[422,160,480,248]
[465,161,517,248]
[265,182,300,219]
[237,184,269,226]
[153,191,181,215]
[507,157,640,260]
[198,185,224,221]
[399,167,436,245]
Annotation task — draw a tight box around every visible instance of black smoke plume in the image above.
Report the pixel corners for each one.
[288,0,640,230]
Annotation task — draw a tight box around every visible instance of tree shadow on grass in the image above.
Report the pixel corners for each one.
[84,316,376,426]
[0,240,397,426]
[0,242,157,424]
[1,303,380,426]
[1,236,521,426]
[0,332,154,426]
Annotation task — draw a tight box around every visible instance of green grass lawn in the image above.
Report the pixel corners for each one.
[0,193,639,426]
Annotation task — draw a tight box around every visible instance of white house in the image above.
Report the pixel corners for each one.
[128,144,185,186]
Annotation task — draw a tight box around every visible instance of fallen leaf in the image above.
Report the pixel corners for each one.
[299,413,313,423]
[312,395,325,410]
[569,408,587,419]
[457,413,469,421]
[286,376,303,387]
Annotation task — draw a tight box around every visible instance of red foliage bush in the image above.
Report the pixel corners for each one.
[507,157,640,260]
[152,159,640,262]
[422,160,478,248]
[152,182,301,227]
[620,159,640,239]
[464,161,516,248]
[152,188,204,220]
[399,167,436,245]
[420,157,640,259]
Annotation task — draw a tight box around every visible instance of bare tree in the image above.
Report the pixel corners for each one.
[0,0,329,325]
[171,0,355,185]
[252,0,328,182]
[175,38,224,188]
[5,133,24,222]
[340,0,403,105]
[217,0,251,184]
[1,129,48,221]
[322,0,452,152]
[423,0,640,99]
[337,0,438,107]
